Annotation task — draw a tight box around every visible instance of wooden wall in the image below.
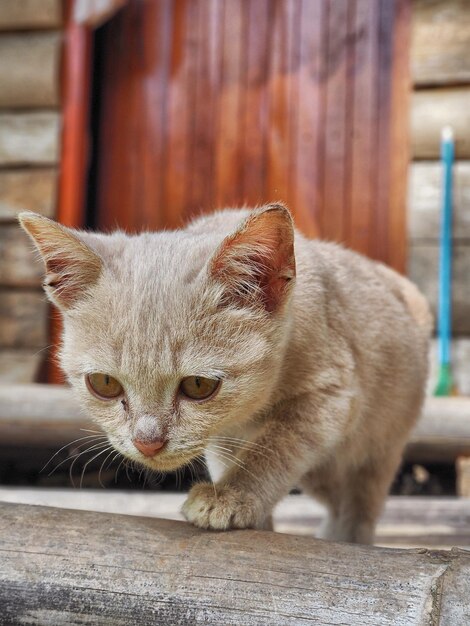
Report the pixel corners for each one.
[0,0,62,382]
[408,0,470,394]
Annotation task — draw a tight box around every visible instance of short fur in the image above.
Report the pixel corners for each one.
[19,205,431,543]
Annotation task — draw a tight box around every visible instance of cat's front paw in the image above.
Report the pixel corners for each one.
[182,482,263,530]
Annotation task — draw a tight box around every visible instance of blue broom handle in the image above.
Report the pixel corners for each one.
[438,127,454,367]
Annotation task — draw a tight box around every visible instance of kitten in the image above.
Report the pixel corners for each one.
[19,204,431,543]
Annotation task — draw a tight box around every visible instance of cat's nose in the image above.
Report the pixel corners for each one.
[133,439,166,457]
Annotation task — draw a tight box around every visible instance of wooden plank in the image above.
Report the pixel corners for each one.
[412,88,470,159]
[0,491,470,549]
[408,397,470,462]
[1,383,470,462]
[408,161,470,240]
[0,225,44,287]
[0,350,42,384]
[0,112,60,166]
[0,169,57,222]
[408,243,470,335]
[0,291,47,348]
[0,383,93,446]
[0,0,62,30]
[412,0,470,86]
[0,33,61,108]
[1,501,469,625]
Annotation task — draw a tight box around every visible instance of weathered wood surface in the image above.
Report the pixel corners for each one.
[1,491,469,550]
[0,0,62,30]
[1,383,470,460]
[0,291,47,348]
[408,244,470,335]
[0,502,469,625]
[0,169,57,222]
[0,112,60,166]
[0,225,44,287]
[0,350,41,383]
[0,33,61,108]
[412,0,470,86]
[408,161,470,240]
[412,88,470,159]
[0,383,92,445]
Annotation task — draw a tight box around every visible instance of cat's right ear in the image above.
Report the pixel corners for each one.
[18,212,102,310]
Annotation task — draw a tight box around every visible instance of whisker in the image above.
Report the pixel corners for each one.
[68,441,110,485]
[98,448,117,488]
[79,446,114,489]
[41,434,107,473]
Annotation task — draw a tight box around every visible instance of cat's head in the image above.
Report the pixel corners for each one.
[19,205,296,471]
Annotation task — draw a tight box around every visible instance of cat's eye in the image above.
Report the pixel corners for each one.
[86,373,124,400]
[179,376,220,401]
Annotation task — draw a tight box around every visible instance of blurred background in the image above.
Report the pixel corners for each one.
[0,0,469,545]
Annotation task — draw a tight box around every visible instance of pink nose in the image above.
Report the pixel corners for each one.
[133,439,166,457]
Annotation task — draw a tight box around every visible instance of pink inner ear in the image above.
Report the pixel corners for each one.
[211,208,296,312]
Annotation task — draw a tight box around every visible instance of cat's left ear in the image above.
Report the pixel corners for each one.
[18,212,102,310]
[209,203,296,313]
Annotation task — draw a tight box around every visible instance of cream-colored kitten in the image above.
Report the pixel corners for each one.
[19,205,431,544]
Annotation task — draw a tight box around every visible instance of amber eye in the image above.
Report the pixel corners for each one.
[86,373,124,400]
[179,376,220,401]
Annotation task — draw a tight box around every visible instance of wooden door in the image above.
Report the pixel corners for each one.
[92,0,410,272]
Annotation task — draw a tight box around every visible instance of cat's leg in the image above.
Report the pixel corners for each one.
[182,396,336,531]
[304,452,403,544]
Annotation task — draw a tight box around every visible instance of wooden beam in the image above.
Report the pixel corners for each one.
[1,384,470,461]
[0,491,469,549]
[0,112,60,166]
[0,0,62,31]
[0,225,44,288]
[0,502,469,624]
[412,88,470,159]
[0,169,57,222]
[0,293,47,349]
[412,0,470,86]
[0,33,61,108]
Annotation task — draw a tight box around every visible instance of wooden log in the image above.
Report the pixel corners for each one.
[0,0,62,30]
[0,168,57,222]
[1,383,470,461]
[408,397,470,463]
[0,112,60,166]
[0,502,469,625]
[0,491,469,549]
[412,88,470,159]
[0,383,91,446]
[0,224,44,287]
[412,0,470,86]
[0,33,61,108]
[0,291,47,348]
[408,161,470,240]
[408,243,470,335]
[0,349,42,383]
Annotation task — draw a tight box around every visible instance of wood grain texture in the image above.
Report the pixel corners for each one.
[0,225,44,287]
[0,33,61,108]
[0,0,62,30]
[412,88,470,159]
[0,491,469,549]
[0,350,42,384]
[408,161,470,240]
[94,0,410,271]
[0,169,57,222]
[408,243,470,335]
[0,502,469,625]
[0,112,60,166]
[412,0,470,86]
[0,291,47,348]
